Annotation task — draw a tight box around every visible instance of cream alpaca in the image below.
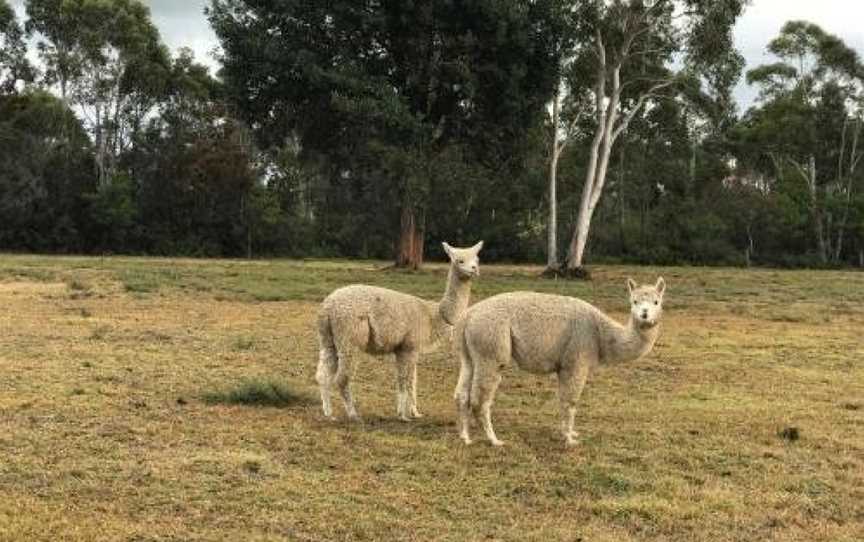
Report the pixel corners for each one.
[317,241,483,421]
[454,277,666,446]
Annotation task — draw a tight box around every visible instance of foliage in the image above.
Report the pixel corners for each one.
[0,1,862,268]
[208,0,568,266]
[0,90,95,251]
[0,0,34,92]
[733,21,864,265]
[26,0,172,186]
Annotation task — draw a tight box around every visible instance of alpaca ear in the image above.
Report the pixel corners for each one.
[471,240,484,253]
[655,277,666,296]
[626,278,637,294]
[442,242,454,259]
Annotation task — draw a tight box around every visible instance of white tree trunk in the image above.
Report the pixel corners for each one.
[561,15,673,273]
[547,91,561,269]
[806,155,828,264]
[834,119,862,262]
[566,58,626,270]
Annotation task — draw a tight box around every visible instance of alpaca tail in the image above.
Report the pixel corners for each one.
[317,308,336,353]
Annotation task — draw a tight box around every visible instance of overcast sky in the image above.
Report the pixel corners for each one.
[10,0,864,112]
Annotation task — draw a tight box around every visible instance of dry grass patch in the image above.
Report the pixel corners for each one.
[0,254,862,541]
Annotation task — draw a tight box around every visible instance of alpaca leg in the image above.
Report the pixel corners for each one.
[454,350,473,445]
[394,350,413,421]
[334,346,361,421]
[315,346,338,419]
[558,360,590,447]
[408,358,423,418]
[471,368,503,447]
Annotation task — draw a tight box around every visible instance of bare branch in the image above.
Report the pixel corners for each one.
[595,29,606,69]
[837,118,848,185]
[628,47,669,58]
[786,157,815,194]
[850,152,864,174]
[611,79,676,141]
[850,119,863,174]
[558,114,583,154]
[611,65,622,101]
[595,30,607,124]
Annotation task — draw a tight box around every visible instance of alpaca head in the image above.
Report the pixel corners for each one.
[627,277,666,329]
[442,241,484,279]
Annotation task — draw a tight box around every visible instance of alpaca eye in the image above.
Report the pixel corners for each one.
[457,259,464,264]
[654,301,658,305]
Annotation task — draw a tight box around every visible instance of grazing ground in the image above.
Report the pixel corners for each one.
[0,255,862,542]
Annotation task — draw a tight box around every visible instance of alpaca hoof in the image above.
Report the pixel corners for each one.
[411,411,424,419]
[398,415,412,422]
[460,435,473,445]
[489,439,505,447]
[565,432,581,447]
[347,414,363,423]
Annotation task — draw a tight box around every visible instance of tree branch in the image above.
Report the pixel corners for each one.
[594,30,607,124]
[837,118,848,186]
[787,156,817,197]
[611,79,676,141]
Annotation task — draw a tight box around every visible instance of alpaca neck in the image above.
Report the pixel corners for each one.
[598,312,660,364]
[438,265,472,325]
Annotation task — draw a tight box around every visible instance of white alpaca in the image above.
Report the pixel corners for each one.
[454,277,666,446]
[317,241,483,421]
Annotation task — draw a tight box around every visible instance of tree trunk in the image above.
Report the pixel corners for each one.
[806,155,828,265]
[546,92,561,270]
[565,119,616,271]
[689,137,697,198]
[241,193,253,259]
[247,215,253,260]
[396,205,424,269]
[559,26,669,277]
[834,119,861,263]
[617,144,627,254]
[94,102,109,188]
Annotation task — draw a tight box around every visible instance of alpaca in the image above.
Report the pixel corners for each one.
[317,241,483,421]
[454,277,666,446]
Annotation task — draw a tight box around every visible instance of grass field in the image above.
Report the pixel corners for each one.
[0,254,862,541]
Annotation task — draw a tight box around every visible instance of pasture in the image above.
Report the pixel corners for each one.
[0,255,862,541]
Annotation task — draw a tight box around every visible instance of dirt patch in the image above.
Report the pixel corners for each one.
[0,281,68,295]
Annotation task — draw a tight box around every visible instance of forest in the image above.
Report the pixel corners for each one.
[1,0,863,271]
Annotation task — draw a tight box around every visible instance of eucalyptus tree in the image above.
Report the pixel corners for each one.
[26,0,171,186]
[209,0,566,268]
[549,0,747,276]
[0,0,33,93]
[737,21,863,264]
[0,90,94,250]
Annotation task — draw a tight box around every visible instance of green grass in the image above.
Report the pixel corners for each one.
[203,378,310,408]
[0,253,862,541]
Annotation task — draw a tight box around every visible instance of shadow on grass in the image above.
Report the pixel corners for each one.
[202,378,315,408]
[332,413,453,442]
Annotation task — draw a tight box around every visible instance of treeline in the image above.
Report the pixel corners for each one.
[1,0,862,268]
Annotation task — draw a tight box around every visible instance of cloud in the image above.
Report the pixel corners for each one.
[733,0,864,111]
[146,0,219,71]
[10,0,864,112]
[9,0,219,73]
